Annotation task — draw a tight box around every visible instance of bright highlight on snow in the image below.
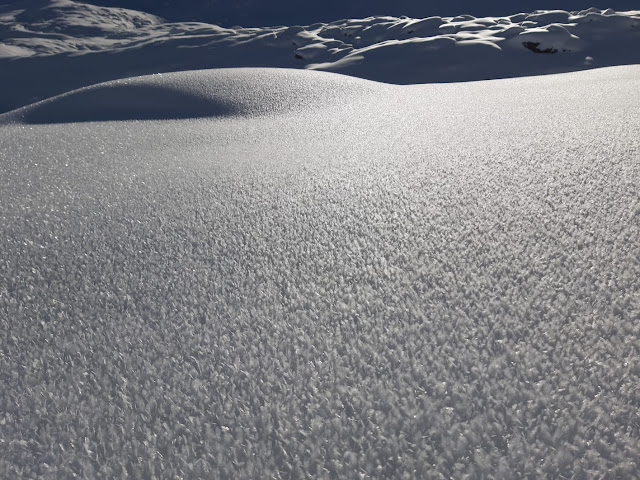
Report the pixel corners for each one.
[1,1,640,479]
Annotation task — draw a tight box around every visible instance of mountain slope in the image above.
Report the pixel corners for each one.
[77,0,640,26]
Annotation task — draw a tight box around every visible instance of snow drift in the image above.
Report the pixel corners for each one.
[0,68,381,123]
[43,0,640,27]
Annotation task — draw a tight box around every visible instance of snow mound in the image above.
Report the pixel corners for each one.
[0,68,380,124]
[508,24,583,54]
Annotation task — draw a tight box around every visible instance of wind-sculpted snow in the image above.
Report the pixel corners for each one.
[1,0,639,112]
[67,0,640,27]
[1,65,639,478]
[0,68,381,123]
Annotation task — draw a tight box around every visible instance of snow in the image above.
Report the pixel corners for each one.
[2,1,640,478]
[74,0,640,27]
[0,68,380,123]
[1,64,640,478]
[1,0,639,111]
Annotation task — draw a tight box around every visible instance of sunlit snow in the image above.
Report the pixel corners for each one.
[1,1,640,479]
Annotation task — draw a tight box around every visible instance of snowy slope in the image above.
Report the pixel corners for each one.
[1,65,639,478]
[76,0,640,27]
[1,0,639,112]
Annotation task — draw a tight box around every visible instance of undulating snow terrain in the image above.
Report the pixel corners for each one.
[1,0,639,111]
[1,65,639,478]
[2,0,640,478]
[71,0,640,27]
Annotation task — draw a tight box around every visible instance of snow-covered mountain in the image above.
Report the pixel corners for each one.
[77,0,640,27]
[1,0,639,113]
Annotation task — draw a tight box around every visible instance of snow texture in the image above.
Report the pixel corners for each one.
[54,0,640,27]
[1,65,639,478]
[0,69,378,123]
[1,0,640,112]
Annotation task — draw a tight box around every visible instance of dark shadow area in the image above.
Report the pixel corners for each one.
[19,83,237,124]
[523,42,558,54]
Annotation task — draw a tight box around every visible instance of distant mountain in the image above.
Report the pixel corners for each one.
[76,0,640,26]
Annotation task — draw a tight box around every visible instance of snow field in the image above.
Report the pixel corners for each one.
[1,66,639,478]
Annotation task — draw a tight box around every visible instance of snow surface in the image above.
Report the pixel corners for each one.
[1,0,640,112]
[0,68,380,123]
[63,0,640,27]
[1,65,639,478]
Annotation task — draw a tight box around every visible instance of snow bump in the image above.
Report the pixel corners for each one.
[1,68,381,124]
